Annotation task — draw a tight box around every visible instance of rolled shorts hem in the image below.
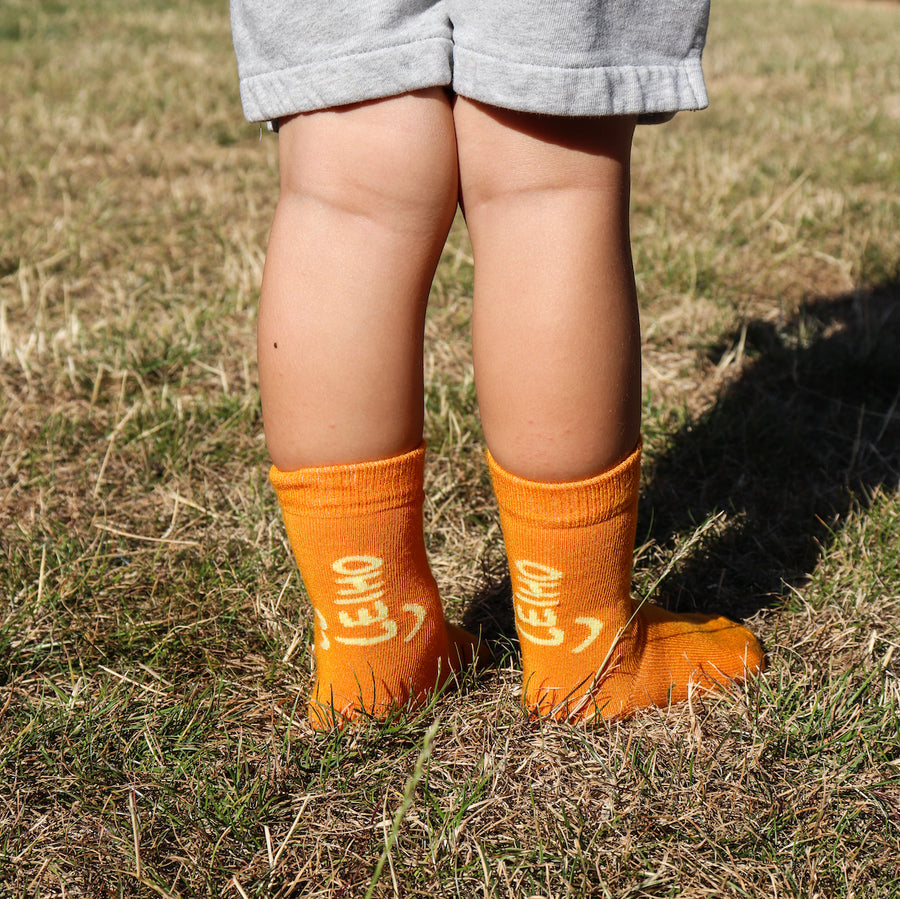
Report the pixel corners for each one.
[238,37,454,124]
[452,47,708,119]
[240,50,707,125]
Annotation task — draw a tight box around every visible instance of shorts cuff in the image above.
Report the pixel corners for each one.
[452,47,708,118]
[238,37,453,123]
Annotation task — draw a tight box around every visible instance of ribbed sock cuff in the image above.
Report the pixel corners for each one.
[486,441,641,528]
[269,443,426,516]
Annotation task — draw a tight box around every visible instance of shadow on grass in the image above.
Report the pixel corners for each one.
[464,279,900,640]
[643,279,899,619]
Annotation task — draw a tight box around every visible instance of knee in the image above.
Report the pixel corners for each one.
[277,90,459,239]
[455,98,636,216]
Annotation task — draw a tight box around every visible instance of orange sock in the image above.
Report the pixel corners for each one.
[488,441,764,723]
[270,443,482,729]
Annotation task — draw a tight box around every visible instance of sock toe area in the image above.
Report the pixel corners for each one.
[306,620,491,730]
[445,621,493,671]
[628,604,765,710]
[640,605,765,668]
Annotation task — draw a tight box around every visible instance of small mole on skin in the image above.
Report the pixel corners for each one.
[273,342,278,348]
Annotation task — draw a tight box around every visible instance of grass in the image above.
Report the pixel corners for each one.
[1,0,899,895]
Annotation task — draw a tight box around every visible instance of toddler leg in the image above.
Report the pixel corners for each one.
[260,89,457,471]
[455,99,763,722]
[455,99,642,483]
[262,90,480,728]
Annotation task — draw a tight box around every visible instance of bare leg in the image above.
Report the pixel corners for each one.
[454,98,640,482]
[259,89,459,470]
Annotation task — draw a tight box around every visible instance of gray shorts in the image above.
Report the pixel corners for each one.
[230,0,710,124]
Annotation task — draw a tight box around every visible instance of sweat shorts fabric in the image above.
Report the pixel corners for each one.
[230,0,711,125]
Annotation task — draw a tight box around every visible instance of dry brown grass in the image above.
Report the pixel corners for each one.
[2,0,899,896]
